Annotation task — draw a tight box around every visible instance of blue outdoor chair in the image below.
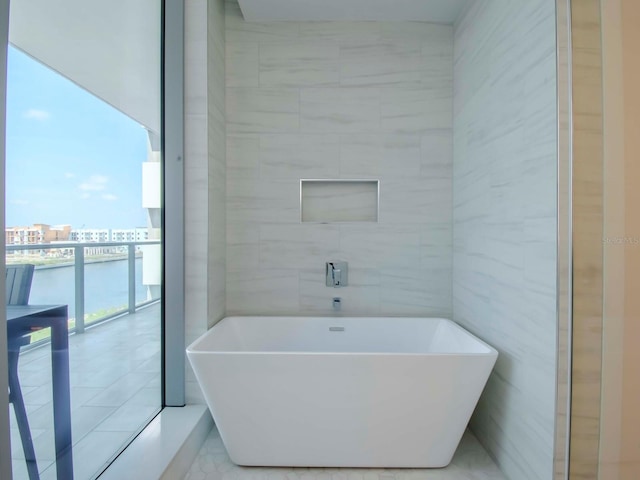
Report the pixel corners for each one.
[6,264,39,480]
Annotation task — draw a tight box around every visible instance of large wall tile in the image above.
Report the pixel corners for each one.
[421,129,453,178]
[260,42,340,87]
[339,134,383,177]
[452,1,557,479]
[227,269,300,314]
[381,87,452,133]
[227,178,300,224]
[340,41,424,88]
[338,134,421,178]
[226,88,299,133]
[378,135,422,177]
[225,43,259,87]
[210,43,226,114]
[226,223,260,272]
[339,225,421,269]
[226,134,260,178]
[379,268,452,316]
[420,223,453,269]
[379,178,451,224]
[260,134,340,179]
[259,224,341,269]
[300,88,381,133]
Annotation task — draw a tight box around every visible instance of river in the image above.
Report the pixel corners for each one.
[29,258,154,319]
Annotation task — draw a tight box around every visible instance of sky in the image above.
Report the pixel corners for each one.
[5,46,150,229]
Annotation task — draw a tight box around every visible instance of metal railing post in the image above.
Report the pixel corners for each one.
[128,244,136,314]
[74,246,85,333]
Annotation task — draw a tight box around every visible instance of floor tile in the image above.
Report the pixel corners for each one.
[183,427,506,480]
[10,304,161,480]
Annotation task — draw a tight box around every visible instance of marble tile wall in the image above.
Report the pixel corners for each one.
[184,0,208,405]
[225,0,453,316]
[452,1,558,480]
[207,0,226,330]
[185,0,225,404]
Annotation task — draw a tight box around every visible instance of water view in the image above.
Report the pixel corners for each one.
[28,257,153,320]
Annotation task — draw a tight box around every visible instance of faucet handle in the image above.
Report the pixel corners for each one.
[326,261,348,287]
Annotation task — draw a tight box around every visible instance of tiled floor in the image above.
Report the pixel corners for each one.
[9,303,162,480]
[185,427,506,480]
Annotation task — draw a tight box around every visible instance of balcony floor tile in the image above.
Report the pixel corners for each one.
[10,303,161,480]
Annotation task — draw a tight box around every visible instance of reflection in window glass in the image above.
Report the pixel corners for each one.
[5,2,162,476]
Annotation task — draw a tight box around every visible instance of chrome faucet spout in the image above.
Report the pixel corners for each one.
[333,297,341,310]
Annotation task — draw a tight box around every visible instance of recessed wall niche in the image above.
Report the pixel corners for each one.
[300,180,379,223]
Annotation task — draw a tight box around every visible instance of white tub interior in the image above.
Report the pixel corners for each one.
[188,316,495,355]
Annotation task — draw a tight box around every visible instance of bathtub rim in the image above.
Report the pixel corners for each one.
[186,316,499,358]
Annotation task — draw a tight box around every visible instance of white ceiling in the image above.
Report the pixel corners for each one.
[10,0,161,134]
[237,0,471,23]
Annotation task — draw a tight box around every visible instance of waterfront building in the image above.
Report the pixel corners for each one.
[5,224,72,245]
[110,228,149,243]
[69,229,110,243]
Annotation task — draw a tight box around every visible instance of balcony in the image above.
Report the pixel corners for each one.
[6,241,162,480]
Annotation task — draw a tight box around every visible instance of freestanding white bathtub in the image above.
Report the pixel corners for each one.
[186,316,497,468]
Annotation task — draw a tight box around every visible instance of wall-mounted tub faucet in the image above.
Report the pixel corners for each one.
[326,262,348,287]
[333,297,341,311]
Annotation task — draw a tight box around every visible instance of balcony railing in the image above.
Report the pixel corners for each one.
[6,241,161,341]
